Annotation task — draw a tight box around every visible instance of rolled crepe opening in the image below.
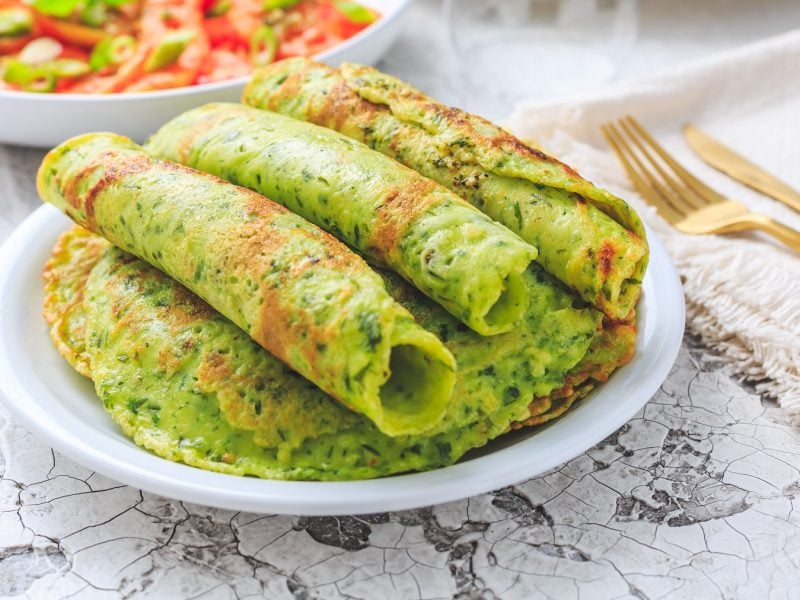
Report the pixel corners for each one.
[369,320,456,436]
[482,271,527,331]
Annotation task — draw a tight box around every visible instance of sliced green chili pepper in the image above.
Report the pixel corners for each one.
[144,30,196,72]
[2,61,56,92]
[31,0,81,19]
[50,58,91,78]
[90,34,136,71]
[33,0,135,18]
[22,72,56,92]
[334,1,376,24]
[89,37,111,70]
[263,0,301,9]
[250,25,277,67]
[108,35,136,63]
[80,0,107,27]
[0,8,33,38]
[2,57,89,92]
[2,60,33,85]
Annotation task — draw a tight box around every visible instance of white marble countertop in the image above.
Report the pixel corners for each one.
[2,1,800,598]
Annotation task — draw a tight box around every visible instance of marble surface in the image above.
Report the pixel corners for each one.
[2,339,799,598]
[2,1,800,598]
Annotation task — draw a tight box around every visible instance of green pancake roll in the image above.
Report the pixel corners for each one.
[145,103,538,336]
[45,227,632,480]
[243,58,649,320]
[37,133,456,437]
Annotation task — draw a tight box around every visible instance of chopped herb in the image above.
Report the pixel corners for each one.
[127,397,147,414]
[357,311,382,349]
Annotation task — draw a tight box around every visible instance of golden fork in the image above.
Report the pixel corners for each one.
[600,116,800,252]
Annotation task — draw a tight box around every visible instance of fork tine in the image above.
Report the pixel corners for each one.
[607,122,691,217]
[618,118,705,214]
[623,116,725,206]
[600,123,685,224]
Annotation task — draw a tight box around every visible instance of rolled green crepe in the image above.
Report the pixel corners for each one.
[45,227,633,480]
[37,133,456,437]
[243,58,649,320]
[145,103,538,336]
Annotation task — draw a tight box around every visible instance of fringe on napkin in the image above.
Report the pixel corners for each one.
[504,27,800,424]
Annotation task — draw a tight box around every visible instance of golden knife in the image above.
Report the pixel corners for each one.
[684,124,800,214]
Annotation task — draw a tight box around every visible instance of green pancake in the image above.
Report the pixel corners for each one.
[37,133,456,437]
[46,227,629,480]
[145,103,538,336]
[243,58,649,320]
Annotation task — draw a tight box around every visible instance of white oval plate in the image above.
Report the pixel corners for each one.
[0,206,685,515]
[0,0,411,148]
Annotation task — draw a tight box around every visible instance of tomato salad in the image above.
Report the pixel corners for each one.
[0,0,377,92]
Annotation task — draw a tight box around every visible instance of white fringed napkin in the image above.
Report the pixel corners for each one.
[506,31,800,423]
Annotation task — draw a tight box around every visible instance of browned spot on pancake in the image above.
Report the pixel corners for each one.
[421,101,584,179]
[176,109,235,164]
[316,80,363,131]
[527,396,552,417]
[272,63,382,135]
[161,283,217,330]
[234,195,368,383]
[598,240,616,279]
[157,346,183,375]
[367,178,440,263]
[238,195,361,278]
[244,191,291,219]
[64,152,155,231]
[270,69,304,110]
[255,273,295,365]
[197,349,233,386]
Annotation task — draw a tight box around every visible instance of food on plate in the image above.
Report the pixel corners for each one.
[0,0,377,93]
[37,132,457,437]
[243,58,649,320]
[146,102,539,336]
[44,225,634,480]
[35,59,648,480]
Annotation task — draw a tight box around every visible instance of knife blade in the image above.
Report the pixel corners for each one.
[684,124,800,214]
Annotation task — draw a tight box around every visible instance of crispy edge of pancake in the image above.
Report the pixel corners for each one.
[42,226,110,378]
[511,318,637,429]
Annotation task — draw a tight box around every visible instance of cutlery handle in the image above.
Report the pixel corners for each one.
[748,215,800,252]
[771,186,800,215]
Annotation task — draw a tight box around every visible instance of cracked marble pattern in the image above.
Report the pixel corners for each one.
[1,337,799,599]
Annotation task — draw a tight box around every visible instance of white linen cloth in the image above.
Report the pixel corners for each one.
[506,30,800,423]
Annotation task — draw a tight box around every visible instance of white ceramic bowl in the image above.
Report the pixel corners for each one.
[0,0,411,148]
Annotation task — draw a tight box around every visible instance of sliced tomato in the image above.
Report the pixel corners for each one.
[197,47,249,83]
[58,45,89,61]
[0,34,31,54]
[35,14,106,48]
[204,15,245,48]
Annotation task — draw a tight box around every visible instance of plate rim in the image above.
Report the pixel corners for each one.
[0,205,685,515]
